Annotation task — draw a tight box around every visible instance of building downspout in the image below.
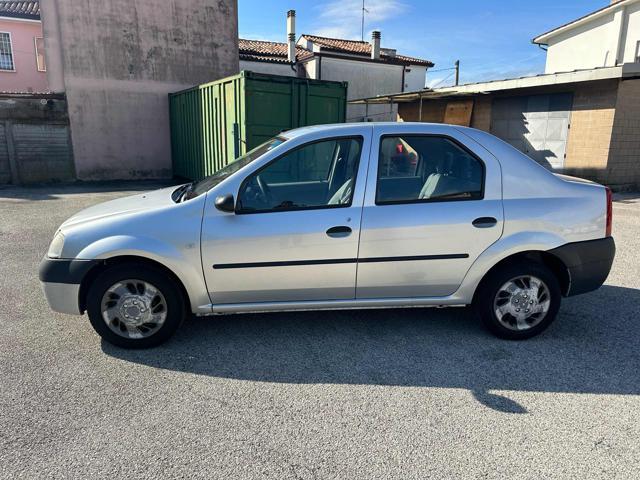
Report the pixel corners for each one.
[39,0,66,92]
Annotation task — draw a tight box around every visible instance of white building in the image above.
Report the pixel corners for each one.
[533,0,640,73]
[238,10,433,122]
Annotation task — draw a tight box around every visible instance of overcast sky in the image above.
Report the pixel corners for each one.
[239,0,604,87]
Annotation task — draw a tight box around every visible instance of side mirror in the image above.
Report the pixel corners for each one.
[215,193,235,213]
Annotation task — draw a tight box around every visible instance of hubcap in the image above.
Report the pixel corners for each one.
[101,279,167,339]
[493,275,551,331]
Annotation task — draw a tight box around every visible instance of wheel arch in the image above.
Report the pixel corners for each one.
[472,250,570,304]
[78,255,191,314]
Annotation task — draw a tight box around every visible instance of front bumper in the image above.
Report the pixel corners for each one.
[41,282,82,315]
[39,257,100,315]
[549,237,616,297]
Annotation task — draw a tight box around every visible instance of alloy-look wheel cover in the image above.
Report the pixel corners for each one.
[100,279,168,339]
[493,275,551,331]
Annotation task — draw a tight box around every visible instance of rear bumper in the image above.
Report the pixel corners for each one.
[549,237,616,297]
[39,257,99,315]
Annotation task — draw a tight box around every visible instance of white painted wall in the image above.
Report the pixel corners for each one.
[621,1,640,63]
[404,65,427,91]
[544,1,640,73]
[239,60,296,77]
[317,57,404,121]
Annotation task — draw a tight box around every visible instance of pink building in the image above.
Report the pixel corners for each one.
[0,1,47,92]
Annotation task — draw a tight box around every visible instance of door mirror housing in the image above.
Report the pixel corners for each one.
[215,193,235,213]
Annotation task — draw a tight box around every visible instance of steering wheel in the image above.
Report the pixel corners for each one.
[255,175,273,207]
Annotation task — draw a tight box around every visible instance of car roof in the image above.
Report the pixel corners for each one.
[281,122,455,140]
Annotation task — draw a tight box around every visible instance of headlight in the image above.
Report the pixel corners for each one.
[47,231,65,258]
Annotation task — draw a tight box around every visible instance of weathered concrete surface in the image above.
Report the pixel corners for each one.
[0,184,639,479]
[0,93,74,184]
[40,0,240,180]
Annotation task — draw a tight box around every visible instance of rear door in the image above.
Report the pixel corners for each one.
[356,124,503,298]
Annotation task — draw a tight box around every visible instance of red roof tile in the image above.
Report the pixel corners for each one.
[0,1,40,20]
[239,39,312,64]
[301,34,433,67]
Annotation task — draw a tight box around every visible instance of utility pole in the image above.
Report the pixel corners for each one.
[454,60,460,86]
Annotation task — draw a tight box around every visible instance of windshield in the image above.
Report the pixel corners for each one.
[179,137,286,200]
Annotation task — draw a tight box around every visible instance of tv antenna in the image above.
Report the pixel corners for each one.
[361,0,369,41]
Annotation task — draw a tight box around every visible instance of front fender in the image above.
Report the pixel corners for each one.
[454,231,568,302]
[76,235,210,314]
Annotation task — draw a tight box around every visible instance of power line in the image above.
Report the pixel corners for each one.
[430,71,455,89]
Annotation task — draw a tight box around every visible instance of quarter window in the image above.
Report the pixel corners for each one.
[376,136,483,204]
[0,32,14,71]
[238,137,362,213]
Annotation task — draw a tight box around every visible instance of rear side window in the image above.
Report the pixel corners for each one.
[376,136,484,204]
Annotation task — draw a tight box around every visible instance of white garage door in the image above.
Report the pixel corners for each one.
[490,93,573,170]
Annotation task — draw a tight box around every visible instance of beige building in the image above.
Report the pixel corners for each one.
[40,0,239,180]
[352,1,640,190]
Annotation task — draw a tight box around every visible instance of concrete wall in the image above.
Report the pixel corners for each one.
[0,93,74,184]
[239,60,296,77]
[545,1,640,73]
[40,0,239,180]
[0,18,48,93]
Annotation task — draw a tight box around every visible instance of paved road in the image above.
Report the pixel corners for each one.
[1,184,639,479]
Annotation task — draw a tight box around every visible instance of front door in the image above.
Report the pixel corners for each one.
[201,134,370,305]
[356,126,503,298]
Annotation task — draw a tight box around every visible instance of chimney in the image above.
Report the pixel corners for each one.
[371,31,381,60]
[287,10,296,63]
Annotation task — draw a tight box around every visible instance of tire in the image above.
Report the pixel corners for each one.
[86,263,187,348]
[473,260,561,340]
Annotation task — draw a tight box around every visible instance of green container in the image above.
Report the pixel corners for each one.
[169,70,348,180]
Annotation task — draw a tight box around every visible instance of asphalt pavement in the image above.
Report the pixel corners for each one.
[1,183,639,479]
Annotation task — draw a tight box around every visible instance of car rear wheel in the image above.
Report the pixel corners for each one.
[474,261,561,339]
[86,263,186,348]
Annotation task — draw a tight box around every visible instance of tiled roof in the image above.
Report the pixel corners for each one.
[239,39,312,64]
[0,1,40,20]
[301,34,433,67]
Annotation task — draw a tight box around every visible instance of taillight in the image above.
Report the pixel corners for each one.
[605,187,613,237]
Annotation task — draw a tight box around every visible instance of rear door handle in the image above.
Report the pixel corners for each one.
[472,217,497,228]
[326,226,352,238]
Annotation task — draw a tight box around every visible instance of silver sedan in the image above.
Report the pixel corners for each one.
[40,123,615,348]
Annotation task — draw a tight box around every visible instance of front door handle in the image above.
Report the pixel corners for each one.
[326,226,352,238]
[472,217,498,228]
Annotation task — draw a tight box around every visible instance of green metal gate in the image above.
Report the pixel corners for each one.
[169,71,348,180]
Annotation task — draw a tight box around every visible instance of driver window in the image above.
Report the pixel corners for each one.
[237,137,363,213]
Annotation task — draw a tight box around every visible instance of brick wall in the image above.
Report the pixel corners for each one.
[470,96,492,131]
[563,80,618,184]
[0,94,75,184]
[607,78,640,188]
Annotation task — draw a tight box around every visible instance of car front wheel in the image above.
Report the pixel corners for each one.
[86,263,186,348]
[474,261,561,340]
